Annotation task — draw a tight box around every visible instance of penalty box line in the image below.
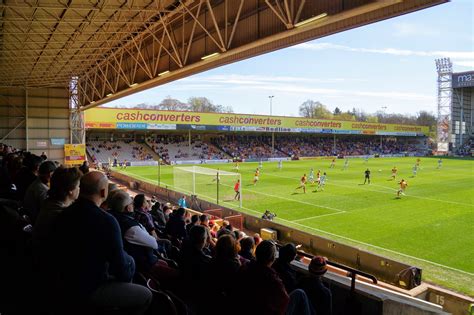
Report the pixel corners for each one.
[265,172,472,207]
[118,169,345,218]
[218,182,346,216]
[219,198,474,277]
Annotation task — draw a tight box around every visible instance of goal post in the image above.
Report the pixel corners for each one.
[173,166,242,208]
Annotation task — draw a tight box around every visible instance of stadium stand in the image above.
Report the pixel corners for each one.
[86,140,156,165]
[146,135,228,163]
[86,133,430,163]
[273,135,428,158]
[211,135,288,159]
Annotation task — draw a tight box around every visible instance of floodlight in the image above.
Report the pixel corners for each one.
[294,13,328,28]
[201,52,220,60]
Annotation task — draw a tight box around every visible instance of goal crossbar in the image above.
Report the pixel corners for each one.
[173,166,242,208]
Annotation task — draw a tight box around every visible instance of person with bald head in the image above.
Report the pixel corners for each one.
[53,171,152,314]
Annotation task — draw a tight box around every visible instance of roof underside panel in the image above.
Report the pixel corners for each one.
[0,0,447,106]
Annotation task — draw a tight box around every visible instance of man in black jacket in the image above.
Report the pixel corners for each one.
[53,171,152,314]
[165,207,187,240]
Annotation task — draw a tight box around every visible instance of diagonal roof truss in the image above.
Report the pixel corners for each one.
[0,0,447,108]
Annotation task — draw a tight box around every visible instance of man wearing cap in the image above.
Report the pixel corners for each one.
[298,256,333,315]
[23,160,57,224]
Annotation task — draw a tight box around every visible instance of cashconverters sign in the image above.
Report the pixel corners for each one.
[84,108,429,136]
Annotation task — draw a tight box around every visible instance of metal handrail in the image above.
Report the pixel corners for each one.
[277,244,378,292]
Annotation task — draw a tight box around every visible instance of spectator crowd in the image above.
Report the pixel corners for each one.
[1,143,333,315]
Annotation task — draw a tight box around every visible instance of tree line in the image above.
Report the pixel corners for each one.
[133,96,233,113]
[299,99,437,136]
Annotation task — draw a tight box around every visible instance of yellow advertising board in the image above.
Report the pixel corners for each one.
[64,144,86,165]
[84,108,429,136]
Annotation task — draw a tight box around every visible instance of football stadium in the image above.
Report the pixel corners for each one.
[0,1,473,315]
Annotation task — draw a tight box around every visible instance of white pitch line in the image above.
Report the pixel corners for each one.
[266,172,473,207]
[292,211,346,222]
[120,169,474,276]
[223,197,474,276]
[235,184,345,214]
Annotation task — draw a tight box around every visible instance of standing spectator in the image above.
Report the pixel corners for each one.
[23,161,57,224]
[298,256,332,315]
[53,171,152,314]
[273,243,298,293]
[178,195,187,208]
[40,151,47,161]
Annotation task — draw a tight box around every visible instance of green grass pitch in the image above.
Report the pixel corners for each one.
[115,157,473,295]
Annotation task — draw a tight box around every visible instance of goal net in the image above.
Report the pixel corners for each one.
[173,166,242,208]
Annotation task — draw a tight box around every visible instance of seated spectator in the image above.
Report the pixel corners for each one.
[134,194,158,239]
[165,207,187,240]
[208,234,241,309]
[234,240,311,315]
[273,243,298,293]
[109,190,176,284]
[109,191,159,270]
[32,166,82,309]
[33,167,82,246]
[179,225,211,310]
[0,153,21,199]
[185,214,199,234]
[239,236,256,262]
[150,202,166,229]
[23,161,57,224]
[15,154,43,200]
[298,256,332,315]
[199,214,216,248]
[79,161,90,174]
[53,171,152,314]
[100,183,120,211]
[253,233,263,246]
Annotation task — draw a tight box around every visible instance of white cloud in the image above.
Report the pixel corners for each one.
[454,60,474,68]
[392,22,438,38]
[174,74,433,102]
[181,74,362,85]
[293,43,474,62]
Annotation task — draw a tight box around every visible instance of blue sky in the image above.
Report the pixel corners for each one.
[105,0,473,117]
